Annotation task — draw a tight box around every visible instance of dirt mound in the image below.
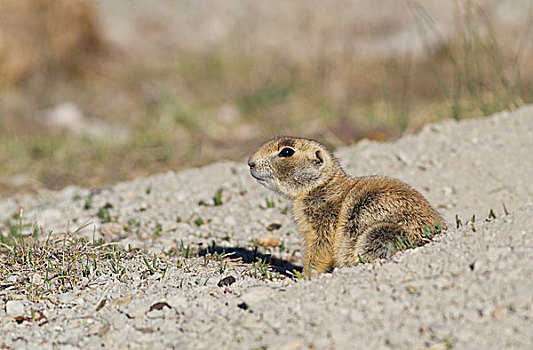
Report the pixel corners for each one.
[0,106,532,348]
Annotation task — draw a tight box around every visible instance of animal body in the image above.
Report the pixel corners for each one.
[248,136,444,275]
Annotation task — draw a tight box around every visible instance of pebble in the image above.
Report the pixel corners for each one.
[217,276,236,287]
[146,309,165,319]
[256,234,281,247]
[58,293,77,303]
[6,300,24,317]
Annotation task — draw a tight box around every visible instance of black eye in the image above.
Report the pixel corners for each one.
[278,147,295,157]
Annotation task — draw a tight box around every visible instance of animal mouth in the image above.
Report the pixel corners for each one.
[251,172,266,183]
[250,170,269,184]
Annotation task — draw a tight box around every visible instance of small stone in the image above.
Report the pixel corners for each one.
[266,223,282,231]
[217,276,236,287]
[97,323,110,336]
[237,302,248,310]
[146,309,164,319]
[112,295,132,306]
[149,301,171,312]
[406,284,420,295]
[113,315,127,330]
[6,300,24,317]
[125,299,146,319]
[80,277,89,287]
[95,298,106,311]
[256,234,281,247]
[58,293,77,303]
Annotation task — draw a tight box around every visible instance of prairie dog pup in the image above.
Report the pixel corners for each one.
[248,136,444,275]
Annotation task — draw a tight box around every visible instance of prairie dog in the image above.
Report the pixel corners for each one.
[248,136,444,275]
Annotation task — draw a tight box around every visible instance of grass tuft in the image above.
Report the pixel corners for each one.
[0,218,140,300]
[213,188,224,206]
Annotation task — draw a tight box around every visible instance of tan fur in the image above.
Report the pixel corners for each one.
[248,136,446,275]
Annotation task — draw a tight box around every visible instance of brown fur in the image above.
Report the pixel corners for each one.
[248,136,445,275]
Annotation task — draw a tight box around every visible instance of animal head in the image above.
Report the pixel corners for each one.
[248,136,340,198]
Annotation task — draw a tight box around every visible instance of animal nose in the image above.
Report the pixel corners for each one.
[248,159,256,169]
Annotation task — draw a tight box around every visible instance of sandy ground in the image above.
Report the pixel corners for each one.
[1,106,532,349]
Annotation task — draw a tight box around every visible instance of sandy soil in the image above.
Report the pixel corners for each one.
[1,106,532,349]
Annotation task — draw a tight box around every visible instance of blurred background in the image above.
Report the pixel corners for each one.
[1,0,532,197]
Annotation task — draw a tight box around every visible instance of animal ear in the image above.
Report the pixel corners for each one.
[315,150,324,165]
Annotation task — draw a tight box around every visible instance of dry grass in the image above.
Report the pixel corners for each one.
[0,209,287,303]
[0,1,532,196]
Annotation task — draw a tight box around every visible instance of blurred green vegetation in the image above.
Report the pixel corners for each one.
[0,1,532,196]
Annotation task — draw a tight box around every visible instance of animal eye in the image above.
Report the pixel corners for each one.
[278,147,295,157]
